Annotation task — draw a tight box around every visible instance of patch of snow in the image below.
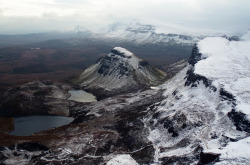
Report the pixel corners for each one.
[150,87,160,90]
[106,154,139,165]
[205,137,250,165]
[195,36,250,118]
[108,47,141,69]
[113,47,134,57]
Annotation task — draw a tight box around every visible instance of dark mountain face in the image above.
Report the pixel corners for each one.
[72,47,166,98]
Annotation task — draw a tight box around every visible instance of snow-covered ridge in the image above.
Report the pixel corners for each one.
[108,47,141,69]
[195,36,250,118]
[143,33,250,164]
[100,21,204,45]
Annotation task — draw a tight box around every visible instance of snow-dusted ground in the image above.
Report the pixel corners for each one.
[207,137,250,165]
[195,36,250,118]
[99,21,203,45]
[144,33,250,164]
[106,154,139,165]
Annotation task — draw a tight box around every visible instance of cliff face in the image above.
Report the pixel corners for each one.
[73,47,166,97]
[143,36,250,164]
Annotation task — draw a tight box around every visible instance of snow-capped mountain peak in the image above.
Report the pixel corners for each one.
[108,47,141,69]
[72,47,166,97]
[110,47,134,58]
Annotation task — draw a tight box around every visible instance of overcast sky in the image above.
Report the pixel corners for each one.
[0,0,250,34]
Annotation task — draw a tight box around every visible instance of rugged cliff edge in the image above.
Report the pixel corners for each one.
[144,35,250,164]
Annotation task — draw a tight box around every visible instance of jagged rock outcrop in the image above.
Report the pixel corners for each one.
[73,47,166,97]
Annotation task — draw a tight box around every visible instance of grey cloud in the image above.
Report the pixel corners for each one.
[0,0,250,34]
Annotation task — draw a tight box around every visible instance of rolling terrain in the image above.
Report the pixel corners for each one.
[0,38,193,89]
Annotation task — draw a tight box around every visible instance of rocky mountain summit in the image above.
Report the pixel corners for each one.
[73,47,166,97]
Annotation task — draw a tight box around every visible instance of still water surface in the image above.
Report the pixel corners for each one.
[10,115,74,136]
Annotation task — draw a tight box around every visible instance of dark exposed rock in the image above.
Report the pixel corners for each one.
[95,140,113,156]
[184,45,217,92]
[0,81,74,117]
[228,110,250,133]
[17,142,49,152]
[219,88,235,102]
[131,145,154,164]
[185,44,216,90]
[222,35,240,41]
[185,68,216,91]
[198,152,220,165]
[158,113,188,138]
[139,60,149,66]
[0,151,7,162]
[229,36,239,41]
[188,44,203,66]
[114,109,150,151]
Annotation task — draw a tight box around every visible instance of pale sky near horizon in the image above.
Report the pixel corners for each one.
[0,0,249,34]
